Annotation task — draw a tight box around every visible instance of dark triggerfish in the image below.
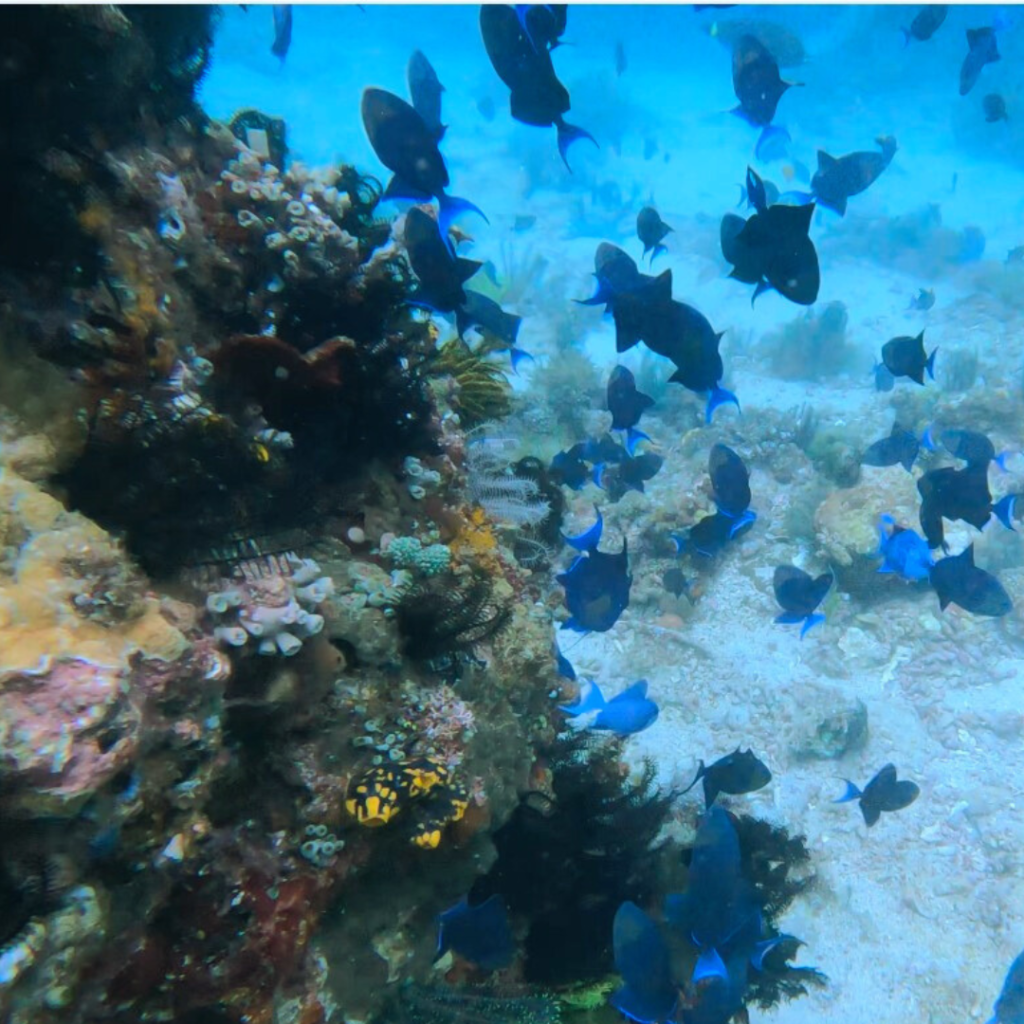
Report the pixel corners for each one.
[809,136,897,216]
[607,365,654,454]
[880,330,936,385]
[901,4,947,46]
[960,27,1000,97]
[681,748,772,807]
[558,510,632,633]
[731,34,798,156]
[989,948,1024,1024]
[361,88,486,243]
[773,565,832,638]
[637,206,673,263]
[480,4,596,170]
[835,764,919,827]
[929,544,1012,617]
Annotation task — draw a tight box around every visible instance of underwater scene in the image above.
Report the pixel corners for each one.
[5,2,1024,1023]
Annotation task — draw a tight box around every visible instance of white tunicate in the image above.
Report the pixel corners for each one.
[276,632,303,657]
[230,178,249,195]
[403,455,425,479]
[214,626,248,647]
[207,593,231,614]
[286,199,306,219]
[258,637,278,656]
[296,579,333,605]
[289,558,323,586]
[237,209,261,229]
[408,483,427,500]
[265,232,288,250]
[313,823,328,838]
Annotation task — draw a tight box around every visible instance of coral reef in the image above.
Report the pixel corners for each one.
[760,300,856,380]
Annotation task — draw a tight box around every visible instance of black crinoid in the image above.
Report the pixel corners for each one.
[396,567,512,668]
[728,813,827,1009]
[469,733,676,986]
[379,983,561,1024]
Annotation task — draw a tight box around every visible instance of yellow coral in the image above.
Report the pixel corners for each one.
[0,468,188,674]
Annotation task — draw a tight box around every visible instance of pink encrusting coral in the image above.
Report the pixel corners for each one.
[0,658,132,805]
[405,684,477,770]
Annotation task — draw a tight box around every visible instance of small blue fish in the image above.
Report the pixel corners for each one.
[773,565,832,638]
[672,510,756,561]
[435,895,515,971]
[877,515,934,581]
[989,948,1024,1024]
[558,510,632,633]
[610,902,678,1024]
[558,679,659,737]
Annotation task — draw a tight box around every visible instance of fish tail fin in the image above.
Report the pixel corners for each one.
[558,678,606,716]
[925,347,937,380]
[625,427,650,456]
[706,384,740,424]
[799,612,825,639]
[995,450,1013,472]
[993,494,1017,531]
[693,947,728,984]
[575,275,612,307]
[562,508,603,552]
[556,119,598,172]
[437,193,488,251]
[834,780,862,804]
[670,531,688,555]
[901,451,916,472]
[592,462,608,490]
[728,510,756,539]
[651,243,668,262]
[679,761,705,795]
[509,346,534,374]
[920,424,937,451]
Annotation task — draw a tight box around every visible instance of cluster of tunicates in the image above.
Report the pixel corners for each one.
[403,455,442,500]
[299,823,343,868]
[207,557,334,657]
[351,715,412,764]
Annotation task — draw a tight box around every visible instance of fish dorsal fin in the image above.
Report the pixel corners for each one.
[611,679,649,704]
[816,150,838,173]
[456,258,483,283]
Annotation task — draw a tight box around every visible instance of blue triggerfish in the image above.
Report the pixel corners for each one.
[361,88,486,247]
[558,678,659,737]
[917,463,1015,550]
[607,366,654,455]
[610,902,678,1024]
[403,207,481,314]
[672,510,755,563]
[861,423,921,473]
[480,4,596,170]
[708,443,752,518]
[407,50,446,142]
[455,290,532,373]
[960,26,1000,96]
[721,169,820,306]
[271,4,292,62]
[834,763,919,827]
[902,5,947,46]
[435,894,515,970]
[876,515,934,581]
[637,206,673,263]
[558,510,632,633]
[772,565,832,638]
[922,425,1012,470]
[880,330,936,385]
[929,544,1012,617]
[730,35,798,159]
[784,137,897,217]
[681,748,772,807]
[665,807,785,987]
[989,948,1024,1024]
